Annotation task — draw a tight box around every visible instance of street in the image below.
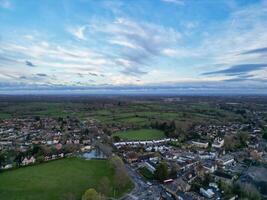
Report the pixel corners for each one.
[121,165,162,200]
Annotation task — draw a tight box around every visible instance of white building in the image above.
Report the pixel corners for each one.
[200,188,215,198]
[192,141,209,148]
[22,156,36,166]
[216,155,235,167]
[212,138,224,148]
[144,161,156,173]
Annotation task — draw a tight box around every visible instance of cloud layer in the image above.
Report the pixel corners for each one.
[0,0,267,94]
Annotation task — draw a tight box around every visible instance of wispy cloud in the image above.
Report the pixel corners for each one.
[162,0,184,6]
[0,0,11,9]
[0,0,267,93]
[202,64,267,76]
[197,1,267,77]
[89,18,182,76]
[241,47,267,55]
[25,60,36,67]
[68,25,87,40]
[36,73,47,77]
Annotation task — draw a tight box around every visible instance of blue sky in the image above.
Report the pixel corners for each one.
[0,0,267,94]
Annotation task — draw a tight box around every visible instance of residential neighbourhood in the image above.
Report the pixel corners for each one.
[1,96,267,200]
[0,0,267,199]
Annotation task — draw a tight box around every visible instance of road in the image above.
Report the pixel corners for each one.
[121,165,162,200]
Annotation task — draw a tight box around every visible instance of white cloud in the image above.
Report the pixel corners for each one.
[68,25,87,40]
[196,1,267,75]
[89,17,182,76]
[0,39,112,85]
[162,48,199,58]
[109,40,139,49]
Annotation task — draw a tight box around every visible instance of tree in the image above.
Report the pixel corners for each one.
[14,151,25,166]
[154,162,168,182]
[61,192,76,200]
[81,188,105,200]
[97,177,110,196]
[109,156,130,195]
[237,132,249,147]
[0,152,6,167]
[34,116,40,121]
[234,183,261,200]
[169,162,179,178]
[262,129,267,140]
[113,136,121,143]
[224,135,235,151]
[250,150,261,161]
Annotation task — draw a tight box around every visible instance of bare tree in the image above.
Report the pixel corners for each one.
[97,177,110,196]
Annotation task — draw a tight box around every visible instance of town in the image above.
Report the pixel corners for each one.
[0,96,267,200]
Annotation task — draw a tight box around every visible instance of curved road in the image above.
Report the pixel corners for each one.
[121,165,162,200]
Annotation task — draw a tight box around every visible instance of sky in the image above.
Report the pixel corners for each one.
[0,0,267,94]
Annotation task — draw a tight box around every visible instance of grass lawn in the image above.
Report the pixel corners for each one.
[138,167,154,180]
[0,157,133,200]
[113,129,166,141]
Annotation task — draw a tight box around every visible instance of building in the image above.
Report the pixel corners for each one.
[212,138,224,148]
[202,161,217,173]
[22,156,36,166]
[200,188,215,198]
[213,171,236,185]
[191,141,209,148]
[144,161,156,173]
[216,155,235,167]
[164,178,191,194]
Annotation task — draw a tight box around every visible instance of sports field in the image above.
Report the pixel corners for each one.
[113,129,166,141]
[0,157,132,200]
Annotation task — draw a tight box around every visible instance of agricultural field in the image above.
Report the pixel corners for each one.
[0,158,133,200]
[113,129,166,141]
[0,97,251,133]
[0,102,88,119]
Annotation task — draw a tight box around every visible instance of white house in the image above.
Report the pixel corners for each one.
[144,161,156,173]
[192,141,209,148]
[22,156,36,166]
[203,162,217,173]
[212,138,224,148]
[1,164,12,169]
[216,155,235,167]
[200,188,215,198]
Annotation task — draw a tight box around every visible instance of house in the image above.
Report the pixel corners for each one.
[176,178,191,192]
[164,178,191,193]
[44,156,50,161]
[191,141,209,148]
[144,161,156,173]
[216,155,235,167]
[176,192,194,200]
[1,164,12,169]
[81,145,92,151]
[199,152,216,160]
[22,156,36,166]
[126,152,139,163]
[200,188,215,198]
[212,138,224,148]
[202,161,217,173]
[183,169,198,183]
[213,171,236,185]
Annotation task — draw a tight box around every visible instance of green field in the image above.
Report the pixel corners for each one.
[0,158,133,200]
[138,167,154,180]
[113,129,166,141]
